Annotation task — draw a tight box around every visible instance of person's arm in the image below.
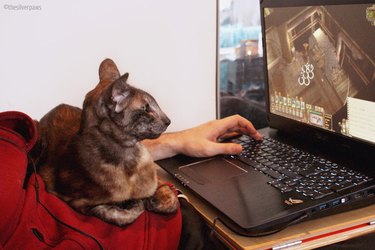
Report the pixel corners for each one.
[142,115,263,161]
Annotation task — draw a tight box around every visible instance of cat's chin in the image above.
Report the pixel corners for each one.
[136,132,163,141]
[147,133,163,139]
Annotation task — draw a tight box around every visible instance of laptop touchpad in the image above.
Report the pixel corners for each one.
[179,158,247,185]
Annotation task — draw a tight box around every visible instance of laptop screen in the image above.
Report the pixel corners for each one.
[263,3,375,145]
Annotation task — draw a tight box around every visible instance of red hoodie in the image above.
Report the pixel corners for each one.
[0,111,181,250]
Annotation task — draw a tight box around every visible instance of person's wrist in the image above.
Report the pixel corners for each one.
[162,132,184,157]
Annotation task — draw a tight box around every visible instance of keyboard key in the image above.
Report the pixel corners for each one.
[278,169,301,180]
[331,181,356,192]
[313,189,334,199]
[281,186,293,192]
[263,169,283,179]
[237,155,258,167]
[299,168,321,177]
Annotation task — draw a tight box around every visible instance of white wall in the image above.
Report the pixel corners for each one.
[0,0,217,132]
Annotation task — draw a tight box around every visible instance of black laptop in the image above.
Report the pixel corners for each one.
[158,0,375,236]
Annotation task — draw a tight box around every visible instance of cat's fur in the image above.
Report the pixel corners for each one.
[34,58,179,226]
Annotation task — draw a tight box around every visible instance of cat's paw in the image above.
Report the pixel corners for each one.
[144,184,179,214]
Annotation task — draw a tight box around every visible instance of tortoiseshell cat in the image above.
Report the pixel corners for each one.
[34,58,179,226]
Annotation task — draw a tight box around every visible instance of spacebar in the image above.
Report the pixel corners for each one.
[236,155,259,168]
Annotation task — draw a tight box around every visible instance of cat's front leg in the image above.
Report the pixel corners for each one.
[144,182,179,214]
[90,200,145,226]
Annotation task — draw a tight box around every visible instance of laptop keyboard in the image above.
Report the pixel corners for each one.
[231,136,373,200]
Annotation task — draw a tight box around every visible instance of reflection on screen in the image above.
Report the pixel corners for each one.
[264,4,375,144]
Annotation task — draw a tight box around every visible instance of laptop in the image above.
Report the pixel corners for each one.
[157,0,375,236]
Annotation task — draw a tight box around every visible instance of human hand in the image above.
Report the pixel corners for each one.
[173,115,263,158]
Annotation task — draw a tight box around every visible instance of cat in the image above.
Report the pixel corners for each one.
[34,58,179,226]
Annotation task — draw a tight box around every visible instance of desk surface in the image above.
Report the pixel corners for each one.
[158,168,375,250]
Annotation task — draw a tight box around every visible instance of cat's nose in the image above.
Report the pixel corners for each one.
[164,117,171,127]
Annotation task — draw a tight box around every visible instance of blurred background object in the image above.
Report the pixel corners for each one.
[218,0,268,129]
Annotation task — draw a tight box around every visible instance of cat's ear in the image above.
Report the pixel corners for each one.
[111,73,130,112]
[99,58,121,82]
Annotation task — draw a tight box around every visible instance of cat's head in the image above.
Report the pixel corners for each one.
[81,59,170,141]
